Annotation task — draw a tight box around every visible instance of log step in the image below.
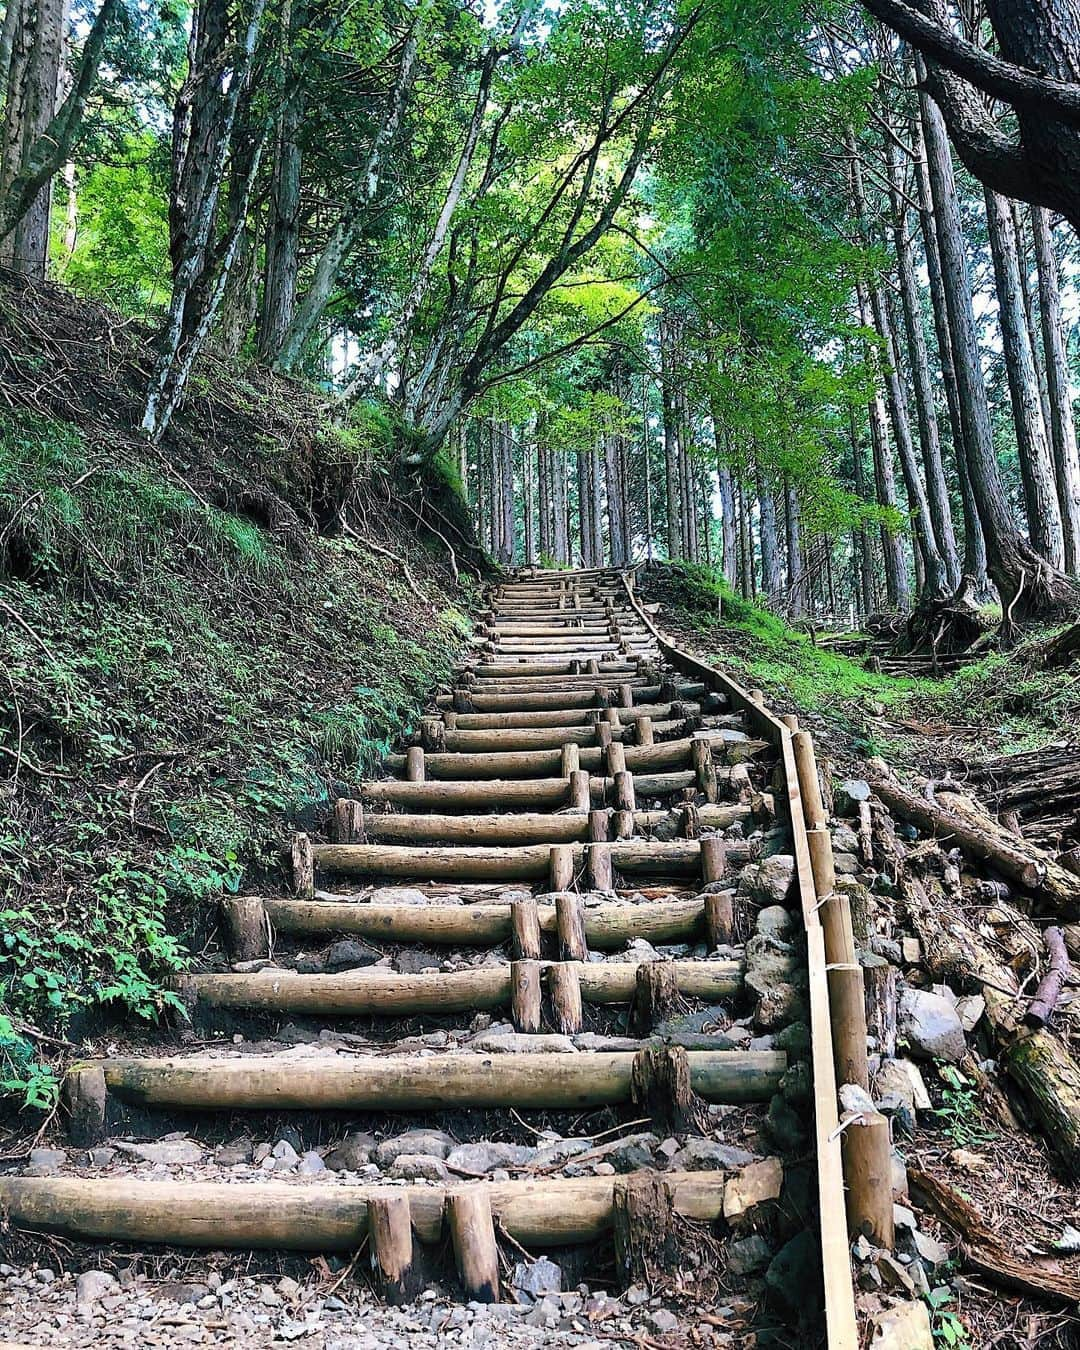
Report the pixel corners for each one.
[188,957,743,1013]
[87,1048,785,1110]
[0,1171,732,1251]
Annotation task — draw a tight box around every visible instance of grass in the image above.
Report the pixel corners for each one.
[0,406,473,1110]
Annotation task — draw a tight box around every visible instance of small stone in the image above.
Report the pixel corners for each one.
[606,1138,656,1172]
[835,780,871,815]
[956,994,985,1033]
[647,1309,679,1333]
[298,1150,326,1175]
[469,1032,577,1054]
[755,906,794,939]
[394,950,441,974]
[89,1145,117,1167]
[325,1131,377,1171]
[27,1147,66,1176]
[155,1281,209,1305]
[870,1300,934,1349]
[890,1150,909,1201]
[272,1139,299,1166]
[668,1138,755,1171]
[831,825,860,854]
[374,1130,455,1167]
[876,1253,915,1294]
[511,1257,562,1302]
[901,937,922,965]
[738,855,796,906]
[214,1138,253,1167]
[114,1138,204,1166]
[76,1271,117,1307]
[390,1153,450,1182]
[445,1142,536,1173]
[728,1235,772,1276]
[912,1229,950,1270]
[898,986,966,1063]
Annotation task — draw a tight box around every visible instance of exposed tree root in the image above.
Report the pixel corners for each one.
[902,573,987,656]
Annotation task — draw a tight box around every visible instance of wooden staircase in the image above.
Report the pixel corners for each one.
[0,567,805,1313]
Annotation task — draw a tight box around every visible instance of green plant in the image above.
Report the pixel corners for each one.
[925,1285,972,1348]
[932,1065,995,1148]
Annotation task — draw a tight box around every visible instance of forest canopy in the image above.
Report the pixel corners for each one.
[3,0,1080,642]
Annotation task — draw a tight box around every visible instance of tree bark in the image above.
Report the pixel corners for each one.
[984,188,1064,568]
[756,457,782,602]
[1032,205,1080,574]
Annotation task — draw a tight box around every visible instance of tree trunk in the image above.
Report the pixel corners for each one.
[756,458,782,602]
[605,426,626,567]
[784,476,802,616]
[660,316,682,561]
[523,438,535,565]
[985,187,1064,568]
[1032,205,1080,575]
[921,72,1077,624]
[886,127,961,589]
[737,481,754,599]
[847,402,877,617]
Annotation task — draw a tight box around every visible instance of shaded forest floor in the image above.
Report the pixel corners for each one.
[0,271,479,1112]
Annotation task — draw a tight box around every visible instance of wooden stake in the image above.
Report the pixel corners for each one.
[700,837,727,884]
[511,961,542,1033]
[636,715,654,747]
[291,833,314,899]
[692,736,717,802]
[447,1189,500,1303]
[588,842,614,891]
[704,891,735,948]
[607,741,627,776]
[64,1066,106,1146]
[333,797,363,843]
[221,897,268,962]
[421,718,446,752]
[841,1111,895,1248]
[630,1045,698,1132]
[680,802,700,839]
[589,809,611,843]
[556,894,588,961]
[613,809,634,840]
[629,963,682,1035]
[619,683,634,708]
[549,844,575,892]
[613,1171,677,1289]
[368,1193,421,1305]
[511,898,542,961]
[613,771,636,813]
[569,768,591,813]
[405,746,426,783]
[561,742,580,777]
[547,962,584,1033]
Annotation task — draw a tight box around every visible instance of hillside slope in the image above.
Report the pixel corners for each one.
[0,271,478,1111]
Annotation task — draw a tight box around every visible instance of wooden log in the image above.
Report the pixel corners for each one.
[607,741,627,776]
[368,1194,422,1305]
[360,778,571,811]
[511,898,541,961]
[0,1172,728,1251]
[700,838,726,884]
[589,808,611,843]
[862,957,897,1059]
[292,833,314,899]
[630,1045,699,1132]
[629,962,683,1035]
[420,718,446,753]
[613,809,634,839]
[561,742,581,777]
[63,1066,106,1147]
[511,961,542,1033]
[549,844,575,892]
[447,1189,500,1302]
[588,842,614,890]
[1024,926,1069,1028]
[705,892,734,948]
[613,1172,677,1289]
[569,769,591,813]
[189,958,743,1015]
[636,715,654,748]
[680,802,700,839]
[842,1111,894,1248]
[443,726,603,753]
[405,746,425,783]
[221,897,268,962]
[451,701,696,729]
[355,810,592,846]
[334,797,363,842]
[547,962,583,1034]
[556,894,588,962]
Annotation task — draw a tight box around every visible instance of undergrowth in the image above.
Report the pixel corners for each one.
[0,406,472,1110]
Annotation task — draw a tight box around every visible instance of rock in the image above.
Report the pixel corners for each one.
[374,1130,455,1167]
[469,1032,577,1054]
[780,1060,812,1106]
[214,1137,253,1167]
[774,1021,811,1058]
[606,1137,656,1172]
[728,1234,772,1276]
[870,1300,934,1349]
[833,853,860,876]
[831,825,860,854]
[298,1150,326,1175]
[668,1138,756,1171]
[76,1270,118,1308]
[956,994,985,1033]
[26,1147,66,1176]
[155,1281,210,1305]
[765,1093,806,1152]
[723,1157,783,1228]
[390,1153,450,1182]
[394,950,440,974]
[272,1139,299,1166]
[647,1309,679,1334]
[764,1231,820,1315]
[753,982,808,1031]
[325,1131,376,1171]
[912,1229,950,1271]
[901,937,922,965]
[890,1149,909,1201]
[876,1253,915,1295]
[369,887,429,905]
[656,1005,731,1037]
[445,1142,536,1173]
[835,779,871,816]
[755,905,794,940]
[898,986,966,1063]
[738,854,796,906]
[530,1138,593,1167]
[744,934,799,987]
[88,1146,116,1167]
[114,1138,204,1166]
[610,937,661,963]
[323,939,380,972]
[873,1058,931,1114]
[511,1257,562,1302]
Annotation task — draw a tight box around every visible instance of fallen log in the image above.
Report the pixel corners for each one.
[0,1171,730,1250]
[1025,926,1070,1029]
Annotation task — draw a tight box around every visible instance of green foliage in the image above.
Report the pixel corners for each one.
[0,408,469,1105]
[925,1285,972,1348]
[931,1065,995,1149]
